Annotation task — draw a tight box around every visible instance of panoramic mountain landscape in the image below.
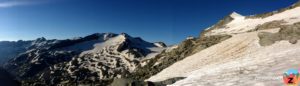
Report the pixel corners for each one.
[1,0,300,86]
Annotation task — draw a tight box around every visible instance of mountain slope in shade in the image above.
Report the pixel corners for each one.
[0,67,20,86]
[148,1,300,86]
[3,33,166,85]
[0,41,32,65]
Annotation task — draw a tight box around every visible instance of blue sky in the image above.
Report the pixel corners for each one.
[0,0,298,45]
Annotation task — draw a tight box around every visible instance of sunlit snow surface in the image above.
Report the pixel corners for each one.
[148,7,300,86]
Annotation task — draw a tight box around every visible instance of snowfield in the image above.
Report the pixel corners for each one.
[149,29,300,86]
[148,4,300,86]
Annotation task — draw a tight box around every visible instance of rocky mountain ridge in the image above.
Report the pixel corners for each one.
[3,33,166,85]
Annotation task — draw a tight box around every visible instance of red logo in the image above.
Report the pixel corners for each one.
[283,69,300,86]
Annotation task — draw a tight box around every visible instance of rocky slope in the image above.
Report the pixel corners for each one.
[3,33,166,85]
[131,34,231,81]
[147,1,300,86]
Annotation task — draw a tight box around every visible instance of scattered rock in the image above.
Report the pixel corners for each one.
[258,22,300,46]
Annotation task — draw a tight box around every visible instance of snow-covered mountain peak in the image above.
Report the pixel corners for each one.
[85,33,118,41]
[31,37,47,45]
[229,12,244,19]
[75,32,162,56]
[35,37,47,42]
[186,36,195,40]
[204,5,300,36]
[102,33,118,40]
[154,42,167,48]
[91,33,116,40]
[119,32,133,39]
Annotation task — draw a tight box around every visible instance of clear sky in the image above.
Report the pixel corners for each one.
[0,0,298,45]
